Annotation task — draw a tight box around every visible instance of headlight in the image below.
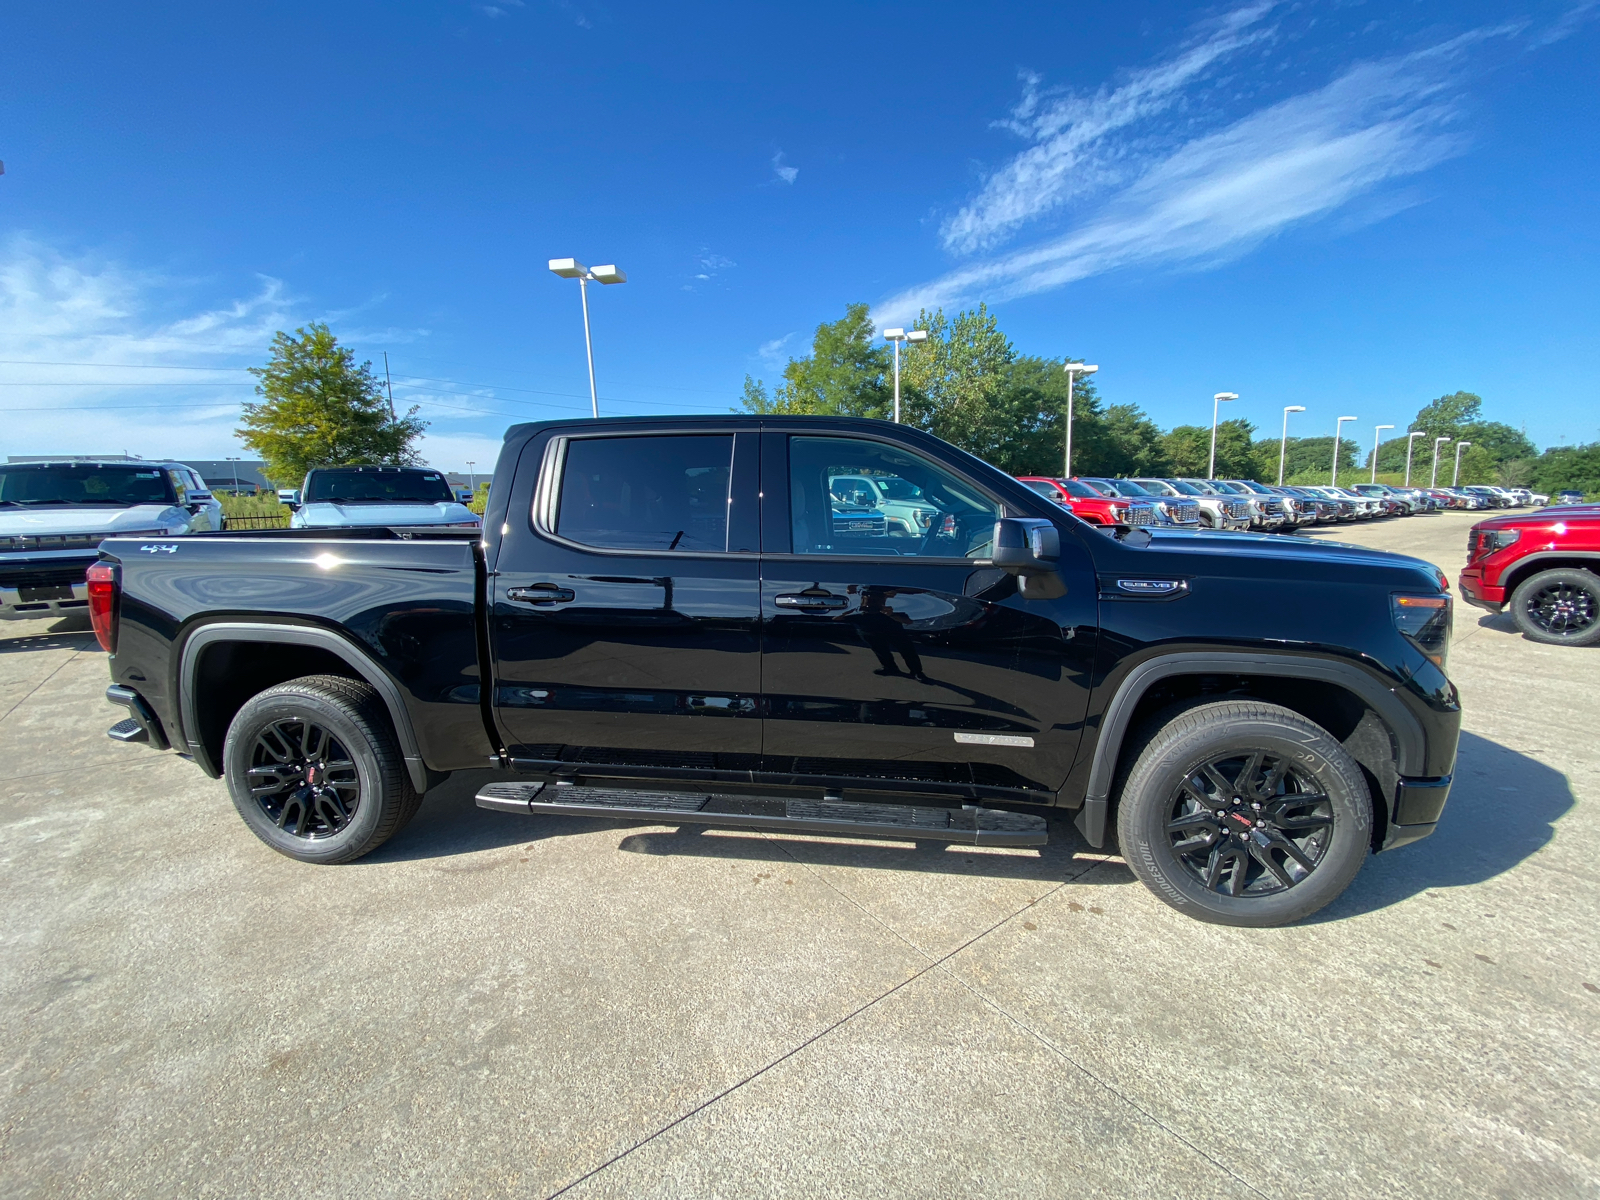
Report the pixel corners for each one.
[1109,504,1129,523]
[1393,594,1451,670]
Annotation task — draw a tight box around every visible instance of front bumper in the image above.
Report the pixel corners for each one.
[0,553,99,619]
[1382,775,1453,850]
[1457,567,1505,611]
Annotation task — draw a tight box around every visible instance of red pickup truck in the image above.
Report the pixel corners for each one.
[1015,476,1161,526]
[1459,509,1600,645]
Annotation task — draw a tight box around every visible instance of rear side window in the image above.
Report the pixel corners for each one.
[555,435,733,553]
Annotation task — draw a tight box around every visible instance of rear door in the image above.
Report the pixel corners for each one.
[490,429,763,772]
[758,431,1098,800]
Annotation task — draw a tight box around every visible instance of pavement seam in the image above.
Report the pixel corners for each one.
[771,840,1275,1200]
[542,881,1077,1199]
[0,648,87,727]
[927,865,1278,1200]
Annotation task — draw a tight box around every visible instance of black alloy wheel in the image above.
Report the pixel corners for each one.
[1164,752,1334,896]
[223,674,423,863]
[248,718,360,839]
[1510,568,1600,647]
[1116,700,1372,926]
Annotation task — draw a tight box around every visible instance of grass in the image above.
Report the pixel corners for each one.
[218,494,290,520]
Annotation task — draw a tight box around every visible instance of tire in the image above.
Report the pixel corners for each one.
[222,674,422,864]
[1509,568,1600,647]
[1115,700,1372,927]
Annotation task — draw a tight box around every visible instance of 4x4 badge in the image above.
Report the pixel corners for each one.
[139,544,179,554]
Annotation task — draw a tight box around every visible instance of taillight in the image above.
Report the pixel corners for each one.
[1393,593,1451,671]
[86,562,119,654]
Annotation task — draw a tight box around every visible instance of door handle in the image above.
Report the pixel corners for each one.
[506,584,576,605]
[774,592,847,609]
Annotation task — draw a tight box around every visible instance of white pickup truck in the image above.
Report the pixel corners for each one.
[285,465,481,531]
[0,460,221,620]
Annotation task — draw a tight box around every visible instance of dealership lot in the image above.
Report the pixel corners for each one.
[1,511,1595,1198]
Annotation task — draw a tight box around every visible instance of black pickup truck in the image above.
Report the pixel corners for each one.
[91,416,1460,926]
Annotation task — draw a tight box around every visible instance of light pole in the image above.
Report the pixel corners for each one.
[465,461,476,495]
[1430,436,1452,487]
[1452,441,1472,487]
[882,328,929,423]
[1403,431,1426,487]
[225,456,241,495]
[1209,392,1238,480]
[1062,362,1100,477]
[1278,406,1305,485]
[1371,424,1394,483]
[1331,416,1357,486]
[549,258,627,418]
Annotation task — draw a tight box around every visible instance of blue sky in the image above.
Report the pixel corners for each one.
[1,0,1596,473]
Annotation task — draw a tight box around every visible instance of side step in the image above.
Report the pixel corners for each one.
[475,782,1048,847]
[107,717,148,743]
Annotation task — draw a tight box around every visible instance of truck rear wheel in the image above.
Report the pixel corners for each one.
[222,674,422,864]
[1115,700,1372,927]
[1509,568,1600,646]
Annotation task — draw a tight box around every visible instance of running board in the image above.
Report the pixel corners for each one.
[474,782,1048,847]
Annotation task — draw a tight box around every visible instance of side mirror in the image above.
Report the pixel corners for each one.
[990,518,1066,599]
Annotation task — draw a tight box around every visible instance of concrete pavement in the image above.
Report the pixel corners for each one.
[0,509,1595,1198]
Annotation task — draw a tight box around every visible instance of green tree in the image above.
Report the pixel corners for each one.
[1269,435,1359,483]
[738,303,890,417]
[1379,390,1536,473]
[1164,418,1257,478]
[1533,442,1600,497]
[239,324,426,484]
[898,303,1016,457]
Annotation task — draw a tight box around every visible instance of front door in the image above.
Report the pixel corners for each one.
[759,432,1098,799]
[490,429,762,773]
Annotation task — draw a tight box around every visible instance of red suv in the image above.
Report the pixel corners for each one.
[1016,476,1160,526]
[1459,510,1600,645]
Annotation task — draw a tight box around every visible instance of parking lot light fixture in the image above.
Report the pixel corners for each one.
[1430,435,1452,487]
[1371,424,1395,483]
[225,456,241,494]
[1209,392,1238,480]
[1332,416,1357,486]
[1278,406,1306,485]
[1404,431,1426,487]
[549,257,627,418]
[1453,441,1472,487]
[465,461,476,493]
[1063,362,1100,476]
[883,328,929,424]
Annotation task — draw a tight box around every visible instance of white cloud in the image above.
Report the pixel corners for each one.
[942,2,1276,255]
[0,235,454,464]
[771,152,799,185]
[877,31,1507,326]
[755,333,796,369]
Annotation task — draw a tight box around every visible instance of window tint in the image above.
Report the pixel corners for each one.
[0,464,176,507]
[788,436,1001,559]
[306,469,454,504]
[556,434,733,553]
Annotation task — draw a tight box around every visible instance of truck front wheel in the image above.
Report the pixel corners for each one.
[1115,701,1372,926]
[222,674,422,864]
[1508,568,1600,646]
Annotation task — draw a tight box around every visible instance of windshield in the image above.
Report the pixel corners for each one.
[1208,481,1246,494]
[0,464,177,507]
[874,476,925,501]
[305,469,454,504]
[1165,481,1204,496]
[1105,478,1154,497]
[1053,478,1104,498]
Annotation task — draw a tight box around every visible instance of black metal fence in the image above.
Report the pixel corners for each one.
[221,515,291,531]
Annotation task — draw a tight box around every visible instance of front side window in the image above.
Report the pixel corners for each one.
[555,434,733,553]
[789,436,1001,559]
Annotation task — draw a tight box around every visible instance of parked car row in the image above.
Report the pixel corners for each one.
[1,460,222,620]
[2,461,481,621]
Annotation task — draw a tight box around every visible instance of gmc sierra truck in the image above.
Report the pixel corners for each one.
[91,416,1461,926]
